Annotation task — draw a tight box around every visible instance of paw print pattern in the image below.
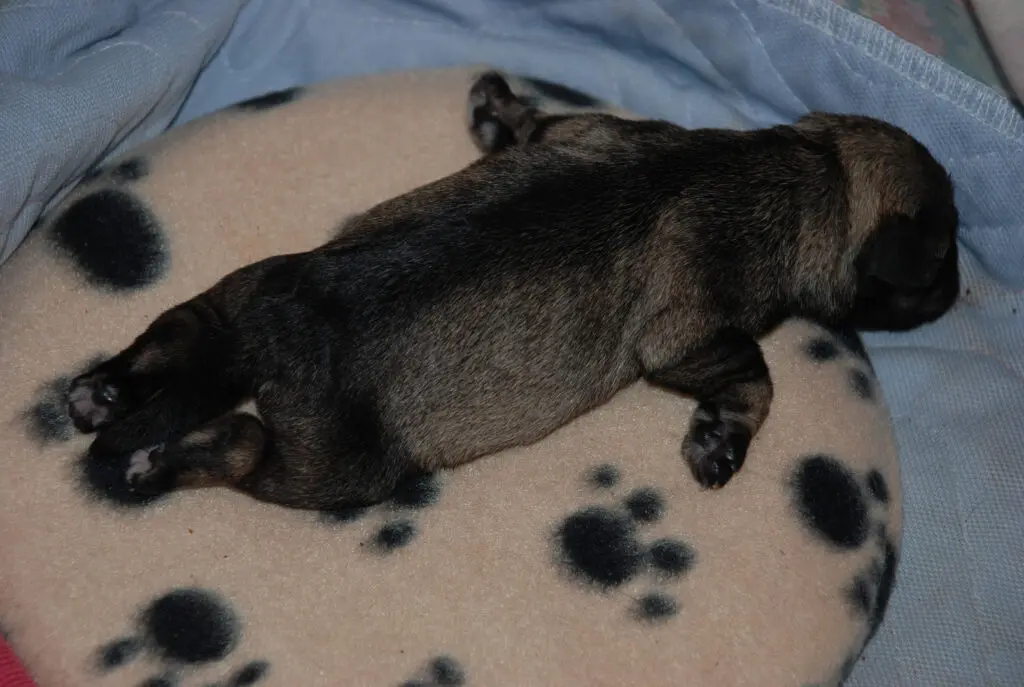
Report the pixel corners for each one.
[78,444,169,510]
[20,353,178,510]
[399,655,466,687]
[789,455,899,668]
[848,534,897,646]
[848,525,898,643]
[81,155,151,186]
[790,455,871,550]
[803,329,877,402]
[232,86,305,112]
[49,186,168,292]
[319,472,443,555]
[556,464,697,623]
[95,587,270,687]
[23,354,108,445]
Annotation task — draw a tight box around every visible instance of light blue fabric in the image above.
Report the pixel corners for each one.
[2,1,1021,684]
[0,0,246,264]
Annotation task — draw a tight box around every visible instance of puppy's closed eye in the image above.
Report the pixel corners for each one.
[858,212,944,289]
[851,218,959,332]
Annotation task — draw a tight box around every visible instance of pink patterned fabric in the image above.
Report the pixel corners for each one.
[0,638,36,687]
[835,0,1010,92]
[971,0,1024,100]
[867,0,946,55]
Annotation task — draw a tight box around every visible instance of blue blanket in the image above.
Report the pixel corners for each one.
[1,1,1021,684]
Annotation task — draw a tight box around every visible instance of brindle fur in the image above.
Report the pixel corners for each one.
[66,71,960,510]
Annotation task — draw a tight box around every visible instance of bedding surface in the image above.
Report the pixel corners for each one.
[1,1,1022,685]
[2,67,902,687]
[838,0,1013,95]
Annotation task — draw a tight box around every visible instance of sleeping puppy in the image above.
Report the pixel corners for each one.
[65,71,960,510]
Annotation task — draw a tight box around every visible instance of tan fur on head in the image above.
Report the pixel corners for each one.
[789,111,960,329]
[796,111,956,259]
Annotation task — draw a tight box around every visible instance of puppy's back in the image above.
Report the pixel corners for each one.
[291,125,838,465]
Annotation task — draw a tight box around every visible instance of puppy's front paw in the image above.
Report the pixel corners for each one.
[67,373,120,432]
[683,403,751,490]
[125,443,172,496]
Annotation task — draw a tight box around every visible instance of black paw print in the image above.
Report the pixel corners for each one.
[555,464,697,623]
[232,86,304,112]
[21,354,176,511]
[96,587,270,687]
[399,655,466,687]
[803,329,877,402]
[319,472,443,555]
[49,187,168,291]
[23,354,108,445]
[789,456,898,651]
[847,523,897,643]
[789,455,894,553]
[81,155,150,185]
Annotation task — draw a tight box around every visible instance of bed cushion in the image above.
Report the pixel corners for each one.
[0,66,902,687]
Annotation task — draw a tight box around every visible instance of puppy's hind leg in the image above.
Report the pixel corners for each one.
[637,324,773,490]
[69,299,245,455]
[468,71,542,154]
[238,395,408,510]
[128,388,409,510]
[124,412,267,497]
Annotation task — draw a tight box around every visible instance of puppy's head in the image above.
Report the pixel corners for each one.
[797,113,961,331]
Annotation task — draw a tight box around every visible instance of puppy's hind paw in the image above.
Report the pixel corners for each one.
[67,374,118,432]
[125,444,172,496]
[683,404,751,490]
[468,70,522,154]
[470,70,514,107]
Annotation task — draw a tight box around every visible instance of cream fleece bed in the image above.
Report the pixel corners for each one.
[0,67,900,687]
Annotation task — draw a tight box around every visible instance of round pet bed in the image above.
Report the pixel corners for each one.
[0,67,901,687]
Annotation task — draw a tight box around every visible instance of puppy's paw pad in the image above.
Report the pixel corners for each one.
[126,445,159,480]
[125,444,167,494]
[67,376,118,432]
[684,406,751,490]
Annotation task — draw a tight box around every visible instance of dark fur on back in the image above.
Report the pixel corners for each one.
[66,72,960,510]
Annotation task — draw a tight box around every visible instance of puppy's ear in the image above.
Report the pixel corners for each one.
[793,111,840,133]
[858,213,938,289]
